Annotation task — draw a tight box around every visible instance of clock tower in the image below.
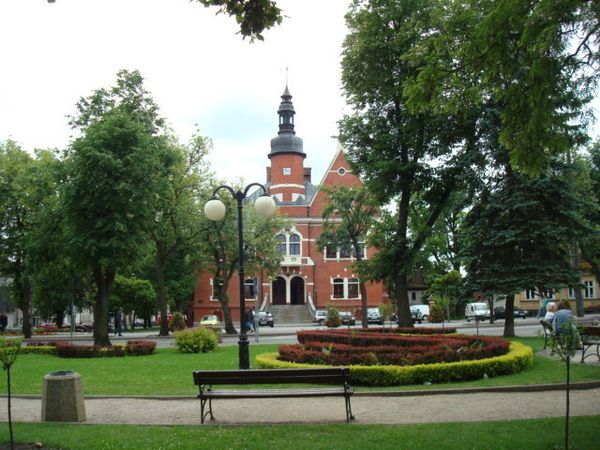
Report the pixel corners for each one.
[267,86,308,203]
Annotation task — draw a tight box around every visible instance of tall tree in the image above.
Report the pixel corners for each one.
[0,141,52,337]
[148,133,214,336]
[460,168,589,337]
[404,0,598,173]
[339,0,478,326]
[315,184,378,328]
[62,70,168,346]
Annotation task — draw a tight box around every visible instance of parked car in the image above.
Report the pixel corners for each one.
[392,306,423,324]
[339,311,356,326]
[367,308,383,325]
[75,322,93,332]
[313,310,327,325]
[257,311,274,327]
[199,315,221,326]
[493,306,528,320]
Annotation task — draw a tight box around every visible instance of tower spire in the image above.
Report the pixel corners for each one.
[269,84,304,158]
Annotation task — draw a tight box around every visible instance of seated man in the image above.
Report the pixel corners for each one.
[552,302,577,337]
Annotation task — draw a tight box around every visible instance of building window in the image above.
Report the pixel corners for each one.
[525,290,536,301]
[331,277,362,300]
[338,167,346,176]
[325,246,336,259]
[244,279,255,299]
[324,241,366,260]
[348,278,359,298]
[278,233,302,256]
[569,287,575,299]
[276,235,286,255]
[584,280,595,299]
[411,292,417,301]
[333,278,344,298]
[289,234,301,255]
[352,239,365,258]
[211,278,223,302]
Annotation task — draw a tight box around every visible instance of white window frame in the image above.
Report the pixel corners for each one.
[584,280,595,299]
[277,232,303,257]
[330,277,362,300]
[324,239,367,261]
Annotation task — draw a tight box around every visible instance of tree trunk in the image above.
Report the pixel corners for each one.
[92,267,114,346]
[55,309,66,329]
[395,274,413,327]
[215,277,237,334]
[18,276,33,339]
[503,294,516,338]
[359,281,369,328]
[156,254,169,337]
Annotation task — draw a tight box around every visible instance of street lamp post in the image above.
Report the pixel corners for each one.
[204,183,276,370]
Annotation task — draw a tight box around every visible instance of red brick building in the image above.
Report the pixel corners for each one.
[189,87,387,324]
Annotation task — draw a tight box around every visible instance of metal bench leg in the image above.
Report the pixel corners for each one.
[345,395,355,423]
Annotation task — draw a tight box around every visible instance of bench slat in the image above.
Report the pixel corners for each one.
[202,387,353,399]
[193,368,350,386]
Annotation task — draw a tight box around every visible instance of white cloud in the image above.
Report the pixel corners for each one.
[0,0,350,184]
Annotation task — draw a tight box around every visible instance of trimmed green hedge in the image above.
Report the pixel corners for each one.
[256,341,533,386]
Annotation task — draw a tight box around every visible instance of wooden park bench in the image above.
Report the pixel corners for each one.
[580,326,600,364]
[193,367,355,424]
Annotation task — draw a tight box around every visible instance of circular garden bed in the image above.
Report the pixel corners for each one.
[256,328,533,386]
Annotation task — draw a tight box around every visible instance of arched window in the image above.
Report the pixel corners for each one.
[333,278,344,298]
[289,234,301,255]
[276,235,286,255]
[348,278,359,298]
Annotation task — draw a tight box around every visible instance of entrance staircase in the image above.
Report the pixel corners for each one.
[267,305,313,325]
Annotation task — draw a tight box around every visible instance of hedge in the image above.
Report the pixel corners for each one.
[256,341,534,386]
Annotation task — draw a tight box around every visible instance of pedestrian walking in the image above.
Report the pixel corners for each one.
[115,307,124,336]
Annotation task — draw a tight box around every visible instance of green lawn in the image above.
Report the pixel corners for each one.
[2,337,600,395]
[2,417,600,450]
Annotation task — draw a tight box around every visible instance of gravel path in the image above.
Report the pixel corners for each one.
[3,386,600,426]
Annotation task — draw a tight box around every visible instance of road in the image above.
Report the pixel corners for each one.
[25,316,588,348]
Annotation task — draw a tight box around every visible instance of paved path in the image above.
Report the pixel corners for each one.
[3,384,600,426]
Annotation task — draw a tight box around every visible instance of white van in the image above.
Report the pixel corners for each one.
[411,305,430,322]
[465,302,490,322]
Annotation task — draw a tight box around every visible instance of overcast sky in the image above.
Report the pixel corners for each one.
[0,0,351,185]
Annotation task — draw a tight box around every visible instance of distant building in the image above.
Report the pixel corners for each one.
[189,86,389,324]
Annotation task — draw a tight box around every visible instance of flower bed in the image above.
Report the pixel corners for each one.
[53,340,156,358]
[289,329,509,366]
[256,328,532,386]
[257,341,533,386]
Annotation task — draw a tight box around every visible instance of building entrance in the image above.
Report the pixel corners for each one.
[272,277,286,305]
[290,277,305,305]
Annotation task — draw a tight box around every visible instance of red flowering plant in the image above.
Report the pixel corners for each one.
[577,262,592,271]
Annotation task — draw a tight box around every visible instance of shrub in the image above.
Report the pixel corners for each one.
[174,328,218,353]
[256,342,533,386]
[324,303,341,328]
[125,340,156,356]
[53,340,156,358]
[169,312,186,332]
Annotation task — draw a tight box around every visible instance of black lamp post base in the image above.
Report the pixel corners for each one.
[238,332,250,370]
